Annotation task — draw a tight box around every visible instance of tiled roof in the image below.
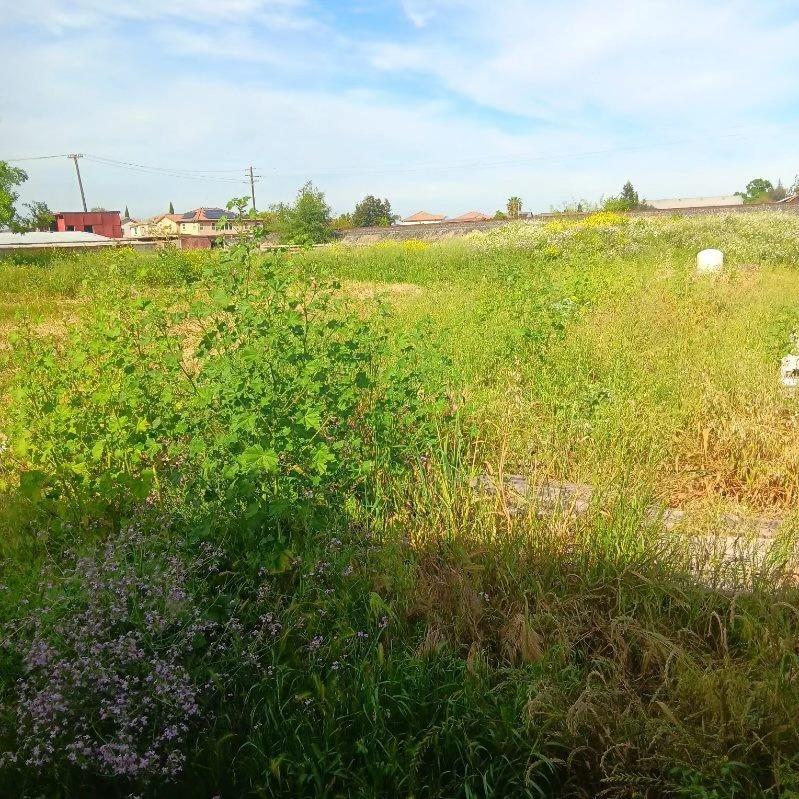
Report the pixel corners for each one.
[402,210,446,222]
[450,211,490,222]
[181,208,235,221]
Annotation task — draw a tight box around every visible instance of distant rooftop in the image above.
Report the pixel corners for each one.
[450,210,490,222]
[181,208,235,221]
[401,210,447,223]
[648,195,744,210]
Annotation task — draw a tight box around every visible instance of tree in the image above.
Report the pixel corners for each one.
[601,181,650,212]
[90,206,107,212]
[352,195,394,227]
[169,201,175,214]
[506,196,522,219]
[736,178,774,204]
[493,210,508,220]
[124,205,130,219]
[602,196,633,212]
[330,212,353,230]
[0,160,29,230]
[620,181,639,208]
[19,201,54,231]
[790,175,799,197]
[270,181,331,245]
[0,161,54,232]
[772,179,787,202]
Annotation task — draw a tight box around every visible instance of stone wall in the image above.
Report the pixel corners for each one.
[337,202,799,245]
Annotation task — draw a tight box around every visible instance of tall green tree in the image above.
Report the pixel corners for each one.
[620,181,640,208]
[602,181,648,212]
[0,160,29,230]
[20,201,54,231]
[506,196,522,219]
[271,182,332,245]
[0,161,54,232]
[124,205,130,219]
[352,196,394,227]
[168,201,175,214]
[736,178,774,204]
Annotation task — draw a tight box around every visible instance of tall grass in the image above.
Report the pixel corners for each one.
[1,213,799,796]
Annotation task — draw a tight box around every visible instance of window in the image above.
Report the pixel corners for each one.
[84,225,94,233]
[66,225,75,231]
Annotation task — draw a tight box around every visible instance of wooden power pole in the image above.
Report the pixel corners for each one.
[248,165,258,212]
[69,154,88,212]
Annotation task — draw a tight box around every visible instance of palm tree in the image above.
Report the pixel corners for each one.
[506,196,522,219]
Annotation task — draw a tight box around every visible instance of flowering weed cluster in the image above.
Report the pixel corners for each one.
[2,530,225,786]
[466,210,799,266]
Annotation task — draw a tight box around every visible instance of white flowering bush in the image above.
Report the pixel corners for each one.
[466,211,799,267]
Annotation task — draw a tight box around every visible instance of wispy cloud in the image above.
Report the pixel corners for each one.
[2,0,798,216]
[9,0,313,32]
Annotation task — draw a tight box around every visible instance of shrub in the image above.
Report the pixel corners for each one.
[270,182,332,245]
[5,240,445,532]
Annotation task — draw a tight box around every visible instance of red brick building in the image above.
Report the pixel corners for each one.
[53,211,122,239]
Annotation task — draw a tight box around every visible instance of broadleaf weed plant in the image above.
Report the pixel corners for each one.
[4,226,448,541]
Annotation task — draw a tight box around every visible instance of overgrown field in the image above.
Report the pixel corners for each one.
[2,212,799,797]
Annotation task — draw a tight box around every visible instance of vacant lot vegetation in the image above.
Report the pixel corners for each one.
[2,213,799,797]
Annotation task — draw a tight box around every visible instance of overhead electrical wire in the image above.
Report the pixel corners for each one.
[82,156,249,184]
[4,154,70,162]
[84,155,248,175]
[5,122,798,181]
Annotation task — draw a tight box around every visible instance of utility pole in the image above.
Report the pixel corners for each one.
[68,154,87,212]
[248,165,257,212]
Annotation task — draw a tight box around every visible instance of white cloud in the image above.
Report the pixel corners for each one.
[2,0,798,218]
[372,0,799,125]
[8,0,312,32]
[401,1,435,28]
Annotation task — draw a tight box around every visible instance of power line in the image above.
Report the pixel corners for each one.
[5,122,799,185]
[82,156,249,184]
[4,154,69,162]
[4,153,251,184]
[85,154,248,175]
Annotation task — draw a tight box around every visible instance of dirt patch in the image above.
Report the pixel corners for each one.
[342,281,423,300]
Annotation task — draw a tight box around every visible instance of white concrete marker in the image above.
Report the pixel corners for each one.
[781,355,799,389]
[696,248,724,273]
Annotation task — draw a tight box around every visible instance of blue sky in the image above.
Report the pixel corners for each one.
[2,0,799,218]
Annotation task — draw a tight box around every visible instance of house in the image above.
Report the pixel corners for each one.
[648,195,744,210]
[178,208,239,235]
[450,211,490,223]
[121,218,139,238]
[52,210,122,238]
[128,215,180,237]
[398,210,447,225]
[778,194,799,205]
